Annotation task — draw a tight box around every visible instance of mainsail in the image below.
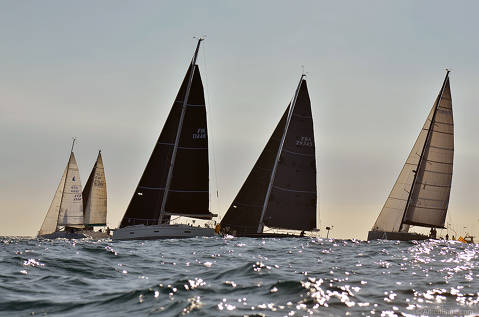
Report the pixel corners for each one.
[56,152,84,227]
[39,146,84,235]
[119,39,212,228]
[372,72,453,232]
[220,76,317,234]
[83,151,107,226]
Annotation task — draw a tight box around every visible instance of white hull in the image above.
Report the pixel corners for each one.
[112,224,216,240]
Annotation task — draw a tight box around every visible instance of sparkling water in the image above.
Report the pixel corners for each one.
[1,237,478,316]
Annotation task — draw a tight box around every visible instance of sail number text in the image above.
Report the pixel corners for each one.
[193,128,206,139]
[296,136,313,147]
[71,185,82,201]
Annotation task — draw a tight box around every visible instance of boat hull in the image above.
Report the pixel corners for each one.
[367,230,428,241]
[79,230,111,239]
[228,232,306,238]
[38,231,86,239]
[112,224,216,240]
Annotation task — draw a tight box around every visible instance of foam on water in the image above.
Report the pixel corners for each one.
[1,237,479,316]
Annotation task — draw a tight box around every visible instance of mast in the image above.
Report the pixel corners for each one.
[158,38,204,224]
[399,70,450,231]
[56,138,76,228]
[256,74,305,233]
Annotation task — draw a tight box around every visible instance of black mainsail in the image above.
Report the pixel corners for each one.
[119,39,212,228]
[220,76,317,235]
[370,71,454,237]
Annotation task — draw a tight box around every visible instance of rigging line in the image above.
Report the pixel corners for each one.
[201,41,220,203]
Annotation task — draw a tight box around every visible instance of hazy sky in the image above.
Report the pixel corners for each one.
[1,1,478,239]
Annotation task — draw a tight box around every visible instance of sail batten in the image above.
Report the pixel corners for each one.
[372,72,453,233]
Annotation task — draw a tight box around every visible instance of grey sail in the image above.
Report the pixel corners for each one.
[372,72,453,233]
[83,151,107,226]
[220,76,317,235]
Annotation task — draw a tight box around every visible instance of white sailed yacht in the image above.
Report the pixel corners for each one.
[38,140,85,239]
[368,71,454,241]
[113,39,216,240]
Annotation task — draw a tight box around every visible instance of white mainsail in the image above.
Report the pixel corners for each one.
[83,151,107,226]
[403,78,453,227]
[372,73,453,232]
[57,152,84,227]
[38,165,68,235]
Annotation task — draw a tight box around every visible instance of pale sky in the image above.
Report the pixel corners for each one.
[1,1,478,240]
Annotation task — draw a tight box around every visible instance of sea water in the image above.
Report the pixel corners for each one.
[1,237,478,316]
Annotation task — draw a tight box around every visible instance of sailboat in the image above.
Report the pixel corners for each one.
[112,39,216,240]
[219,74,317,237]
[38,139,86,239]
[80,150,109,238]
[368,71,454,241]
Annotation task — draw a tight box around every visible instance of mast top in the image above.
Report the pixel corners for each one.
[191,37,205,67]
[300,65,308,79]
[70,138,77,153]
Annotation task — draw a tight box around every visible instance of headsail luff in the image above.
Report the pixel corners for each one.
[83,151,107,226]
[372,72,453,232]
[220,76,317,235]
[38,165,68,235]
[119,40,211,228]
[57,152,84,227]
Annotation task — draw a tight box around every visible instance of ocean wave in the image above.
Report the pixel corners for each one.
[0,237,478,316]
